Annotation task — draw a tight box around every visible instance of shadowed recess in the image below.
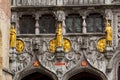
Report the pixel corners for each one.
[69,72,102,80]
[21,72,53,80]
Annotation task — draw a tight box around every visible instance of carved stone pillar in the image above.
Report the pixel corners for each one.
[35,13,40,34]
[82,16,87,33]
[56,11,66,34]
[16,0,21,6]
[105,0,111,4]
[57,0,63,5]
[17,13,23,34]
[12,12,20,34]
[12,0,16,6]
[16,17,20,34]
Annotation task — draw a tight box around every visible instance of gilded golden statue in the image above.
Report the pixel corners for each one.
[56,22,63,47]
[10,24,16,48]
[49,21,71,53]
[105,20,112,46]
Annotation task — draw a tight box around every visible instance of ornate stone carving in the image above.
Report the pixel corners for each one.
[86,50,107,74]
[28,36,81,79]
[10,52,32,73]
[9,34,110,79]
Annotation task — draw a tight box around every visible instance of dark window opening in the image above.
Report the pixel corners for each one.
[39,14,56,34]
[86,13,104,33]
[19,15,35,34]
[66,14,82,33]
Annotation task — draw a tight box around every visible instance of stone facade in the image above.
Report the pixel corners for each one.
[0,0,12,80]
[10,0,120,80]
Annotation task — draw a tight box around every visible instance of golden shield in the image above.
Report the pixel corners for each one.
[16,39,24,53]
[63,38,71,53]
[97,38,106,52]
[49,39,56,53]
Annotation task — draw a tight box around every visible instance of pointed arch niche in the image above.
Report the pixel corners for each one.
[63,67,107,80]
[15,68,58,80]
[110,51,120,80]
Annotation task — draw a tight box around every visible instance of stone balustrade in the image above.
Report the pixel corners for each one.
[11,0,105,7]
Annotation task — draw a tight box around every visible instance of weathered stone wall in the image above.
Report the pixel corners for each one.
[0,0,12,80]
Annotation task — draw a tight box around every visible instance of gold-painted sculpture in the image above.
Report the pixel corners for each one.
[16,39,24,53]
[10,24,24,53]
[49,21,71,53]
[105,20,112,46]
[49,39,56,53]
[97,20,113,52]
[63,39,71,52]
[10,24,16,48]
[56,22,63,47]
[97,38,106,52]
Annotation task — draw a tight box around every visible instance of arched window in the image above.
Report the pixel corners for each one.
[39,14,56,33]
[66,14,82,33]
[86,13,104,32]
[19,15,35,34]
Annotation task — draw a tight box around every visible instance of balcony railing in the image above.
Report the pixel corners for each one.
[11,0,105,7]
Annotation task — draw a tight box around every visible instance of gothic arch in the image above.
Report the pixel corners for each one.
[109,51,120,80]
[63,66,107,80]
[85,10,105,18]
[15,68,58,80]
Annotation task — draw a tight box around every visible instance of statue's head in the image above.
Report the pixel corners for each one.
[106,20,111,27]
[11,24,15,29]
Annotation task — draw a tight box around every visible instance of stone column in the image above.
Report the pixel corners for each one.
[57,0,63,6]
[35,13,40,34]
[11,12,20,34]
[82,16,87,33]
[12,0,16,6]
[105,0,111,4]
[56,11,66,34]
[16,0,21,6]
[15,17,20,34]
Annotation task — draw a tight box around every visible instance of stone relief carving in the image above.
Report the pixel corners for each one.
[86,37,108,74]
[10,52,32,73]
[9,38,33,73]
[12,0,106,7]
[116,15,120,49]
[10,35,109,78]
[31,37,82,78]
